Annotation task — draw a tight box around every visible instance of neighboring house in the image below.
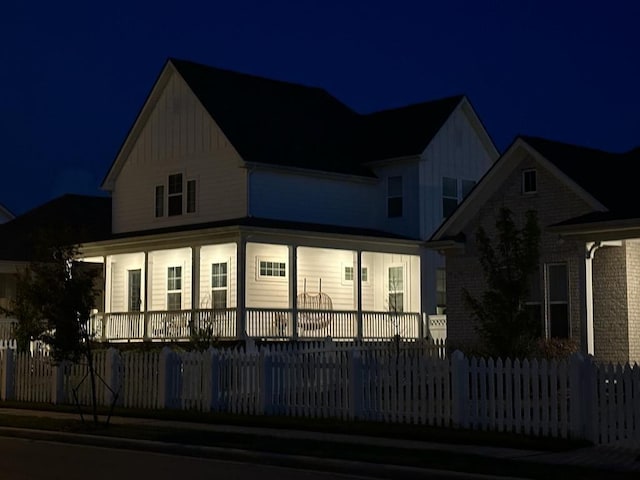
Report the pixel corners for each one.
[78,57,498,343]
[0,203,14,224]
[0,194,111,337]
[427,135,640,364]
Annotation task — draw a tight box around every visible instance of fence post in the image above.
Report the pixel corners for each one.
[450,350,468,428]
[104,348,121,407]
[349,350,363,420]
[51,361,66,405]
[209,348,220,412]
[1,349,14,401]
[158,346,175,409]
[259,350,273,415]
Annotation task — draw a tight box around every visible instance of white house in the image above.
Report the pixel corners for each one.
[79,57,498,343]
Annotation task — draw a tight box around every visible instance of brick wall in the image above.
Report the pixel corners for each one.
[445,149,595,355]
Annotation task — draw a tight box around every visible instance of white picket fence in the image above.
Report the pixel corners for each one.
[0,342,638,445]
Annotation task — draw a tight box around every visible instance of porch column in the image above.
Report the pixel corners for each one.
[355,250,363,341]
[191,245,201,329]
[236,236,246,339]
[580,242,599,356]
[143,250,149,340]
[289,244,298,340]
[104,255,111,314]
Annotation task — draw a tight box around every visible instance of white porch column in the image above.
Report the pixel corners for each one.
[236,236,246,339]
[191,245,201,328]
[143,250,149,340]
[580,242,599,356]
[355,250,363,340]
[289,244,298,340]
[103,255,110,313]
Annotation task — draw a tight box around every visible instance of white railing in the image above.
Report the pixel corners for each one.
[362,312,421,339]
[1,347,638,445]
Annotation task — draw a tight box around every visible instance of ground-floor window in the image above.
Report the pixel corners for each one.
[388,266,404,313]
[167,266,182,310]
[547,263,569,338]
[211,262,228,310]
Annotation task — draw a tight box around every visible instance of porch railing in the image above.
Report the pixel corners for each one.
[89,309,427,343]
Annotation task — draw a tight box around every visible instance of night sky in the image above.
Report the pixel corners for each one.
[2,0,638,217]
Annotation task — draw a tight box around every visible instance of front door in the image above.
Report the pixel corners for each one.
[128,269,142,312]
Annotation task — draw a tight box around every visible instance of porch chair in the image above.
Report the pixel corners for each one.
[297,278,333,331]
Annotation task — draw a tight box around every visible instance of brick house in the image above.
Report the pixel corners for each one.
[427,135,640,363]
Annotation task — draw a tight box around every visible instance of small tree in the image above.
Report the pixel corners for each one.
[6,242,102,423]
[463,207,541,359]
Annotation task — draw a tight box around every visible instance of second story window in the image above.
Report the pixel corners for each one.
[442,177,458,218]
[387,176,403,218]
[168,173,183,216]
[156,174,197,218]
[443,177,476,218]
[523,169,537,194]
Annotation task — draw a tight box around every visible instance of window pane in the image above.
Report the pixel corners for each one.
[168,174,183,194]
[549,304,569,338]
[548,264,567,302]
[212,262,227,288]
[167,292,181,310]
[187,180,196,213]
[442,177,457,197]
[523,170,537,193]
[155,185,164,217]
[436,268,446,306]
[388,176,402,197]
[361,267,368,282]
[389,292,404,312]
[344,266,353,281]
[212,290,227,310]
[442,197,458,218]
[168,195,182,216]
[388,197,402,218]
[389,266,403,291]
[461,179,475,198]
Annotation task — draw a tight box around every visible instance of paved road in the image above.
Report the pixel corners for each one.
[0,436,376,480]
[0,435,525,480]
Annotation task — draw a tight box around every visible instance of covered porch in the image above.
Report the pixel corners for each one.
[81,226,428,343]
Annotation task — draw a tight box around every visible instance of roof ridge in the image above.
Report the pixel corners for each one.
[363,94,464,117]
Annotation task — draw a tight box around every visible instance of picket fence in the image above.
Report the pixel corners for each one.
[0,341,638,445]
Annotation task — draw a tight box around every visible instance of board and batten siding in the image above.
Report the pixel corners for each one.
[373,160,420,239]
[417,104,497,315]
[248,170,379,229]
[111,69,247,234]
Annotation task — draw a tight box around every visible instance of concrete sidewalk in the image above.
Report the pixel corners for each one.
[0,407,638,475]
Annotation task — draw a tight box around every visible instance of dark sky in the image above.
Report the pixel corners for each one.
[1,0,638,217]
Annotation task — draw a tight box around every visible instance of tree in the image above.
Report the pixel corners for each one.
[5,242,103,423]
[463,207,541,359]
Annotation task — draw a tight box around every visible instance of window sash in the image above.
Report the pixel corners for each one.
[387,176,403,218]
[211,262,228,288]
[523,169,537,193]
[259,261,286,277]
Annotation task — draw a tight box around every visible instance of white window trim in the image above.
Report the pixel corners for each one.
[256,257,288,282]
[167,265,183,310]
[544,262,569,339]
[211,260,229,309]
[340,263,371,286]
[387,263,406,313]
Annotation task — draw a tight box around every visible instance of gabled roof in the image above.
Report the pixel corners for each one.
[521,136,640,218]
[0,194,111,261]
[103,58,474,188]
[0,203,14,223]
[428,135,640,246]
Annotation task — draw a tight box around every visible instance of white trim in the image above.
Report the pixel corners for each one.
[256,257,288,282]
